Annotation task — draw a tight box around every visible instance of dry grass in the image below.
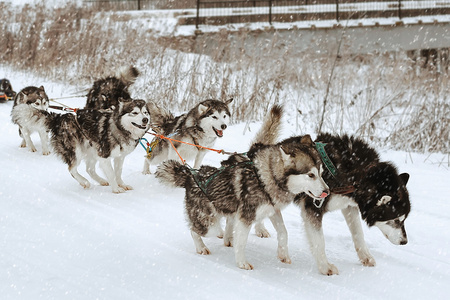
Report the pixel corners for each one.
[1,3,448,154]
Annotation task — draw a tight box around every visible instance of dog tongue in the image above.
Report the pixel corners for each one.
[320,192,328,198]
[216,129,223,137]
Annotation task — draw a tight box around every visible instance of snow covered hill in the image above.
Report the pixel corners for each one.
[0,68,449,299]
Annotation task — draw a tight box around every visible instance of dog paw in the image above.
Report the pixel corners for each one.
[278,255,292,264]
[357,249,376,267]
[30,147,37,152]
[42,150,50,156]
[80,182,91,189]
[112,187,126,194]
[255,227,271,238]
[142,169,151,175]
[319,263,339,276]
[237,262,254,270]
[216,228,224,239]
[196,247,211,255]
[224,238,233,247]
[99,181,109,186]
[119,184,133,191]
[360,256,376,267]
[278,247,291,264]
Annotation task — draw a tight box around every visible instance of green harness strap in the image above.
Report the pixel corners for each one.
[189,161,254,196]
[315,142,337,178]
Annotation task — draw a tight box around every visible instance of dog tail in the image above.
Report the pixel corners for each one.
[117,66,140,86]
[252,104,283,145]
[155,160,190,188]
[147,101,174,134]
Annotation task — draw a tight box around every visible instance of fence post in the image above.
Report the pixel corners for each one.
[336,0,339,22]
[196,0,200,29]
[269,0,272,25]
[138,0,141,10]
[398,0,402,19]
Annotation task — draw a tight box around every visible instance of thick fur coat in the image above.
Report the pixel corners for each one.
[143,98,233,174]
[11,85,51,155]
[156,106,330,270]
[48,99,150,193]
[293,133,411,275]
[85,66,140,110]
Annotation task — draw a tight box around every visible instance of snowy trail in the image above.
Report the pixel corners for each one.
[0,69,449,299]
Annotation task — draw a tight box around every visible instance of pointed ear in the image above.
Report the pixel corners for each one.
[300,134,313,145]
[280,146,291,164]
[198,103,208,115]
[399,173,409,185]
[39,86,45,92]
[224,98,233,106]
[377,195,392,206]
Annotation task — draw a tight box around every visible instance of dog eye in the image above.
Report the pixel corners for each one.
[308,173,315,178]
[212,116,218,119]
[223,115,227,118]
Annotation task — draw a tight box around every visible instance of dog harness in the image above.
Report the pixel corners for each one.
[315,142,337,177]
[189,160,254,196]
[314,142,357,208]
[140,131,179,159]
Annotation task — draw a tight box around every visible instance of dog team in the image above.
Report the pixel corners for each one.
[10,66,411,275]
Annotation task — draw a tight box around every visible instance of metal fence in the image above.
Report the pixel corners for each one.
[194,0,450,27]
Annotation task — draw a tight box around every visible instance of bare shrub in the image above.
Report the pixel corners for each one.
[1,2,448,154]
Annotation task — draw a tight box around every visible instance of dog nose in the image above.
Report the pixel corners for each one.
[221,124,227,130]
[400,239,408,245]
[142,118,149,124]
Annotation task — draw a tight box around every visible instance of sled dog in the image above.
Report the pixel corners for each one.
[85,66,139,110]
[295,133,410,275]
[11,86,51,155]
[48,99,150,193]
[142,98,233,174]
[156,106,330,270]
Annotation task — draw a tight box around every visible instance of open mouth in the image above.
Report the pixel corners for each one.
[132,122,147,130]
[213,127,224,137]
[308,191,328,200]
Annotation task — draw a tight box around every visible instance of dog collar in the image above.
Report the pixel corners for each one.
[315,142,337,178]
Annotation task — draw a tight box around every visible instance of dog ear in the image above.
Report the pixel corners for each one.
[300,134,313,145]
[198,103,208,115]
[377,195,392,206]
[39,85,45,92]
[224,98,233,106]
[399,173,409,185]
[280,146,292,164]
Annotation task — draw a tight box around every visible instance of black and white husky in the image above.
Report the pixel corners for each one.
[156,106,330,270]
[294,133,410,275]
[85,66,139,110]
[142,98,233,174]
[11,86,51,155]
[48,99,150,193]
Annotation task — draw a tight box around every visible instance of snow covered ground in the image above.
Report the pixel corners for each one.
[1,68,449,299]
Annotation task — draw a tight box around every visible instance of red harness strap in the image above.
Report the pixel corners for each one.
[332,185,356,195]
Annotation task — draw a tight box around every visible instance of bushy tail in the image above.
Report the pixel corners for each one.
[252,104,283,145]
[117,66,140,86]
[155,160,190,188]
[147,101,175,134]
